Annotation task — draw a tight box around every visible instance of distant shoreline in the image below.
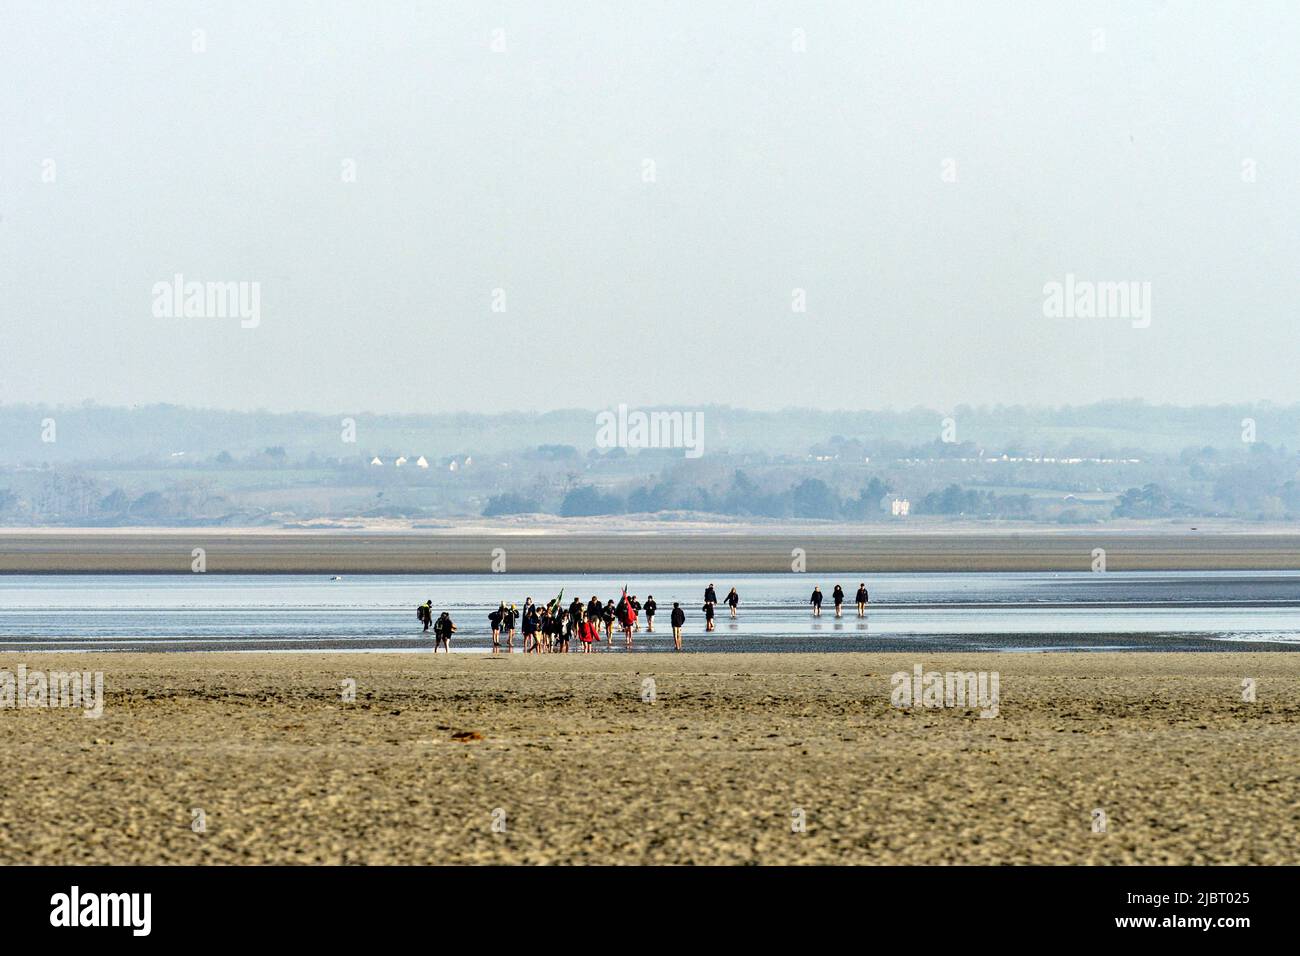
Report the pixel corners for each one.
[3,529,1300,573]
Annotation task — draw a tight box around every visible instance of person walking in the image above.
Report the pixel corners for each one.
[489,603,504,650]
[417,599,433,633]
[579,609,597,654]
[855,583,869,617]
[522,598,539,653]
[542,604,559,653]
[503,603,518,650]
[433,611,455,653]
[810,586,823,617]
[556,604,571,653]
[725,587,739,619]
[603,599,616,644]
[643,595,657,632]
[832,585,845,618]
[670,602,685,651]
[617,590,636,646]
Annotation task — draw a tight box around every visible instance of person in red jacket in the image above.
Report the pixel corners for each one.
[618,589,636,646]
[579,610,598,654]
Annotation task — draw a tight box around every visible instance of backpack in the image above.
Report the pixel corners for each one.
[416,605,426,621]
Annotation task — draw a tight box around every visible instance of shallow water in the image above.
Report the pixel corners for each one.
[1,571,1299,652]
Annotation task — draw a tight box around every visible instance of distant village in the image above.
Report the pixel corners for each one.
[1,403,1298,525]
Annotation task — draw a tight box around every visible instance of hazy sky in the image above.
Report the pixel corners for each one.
[2,1,1297,414]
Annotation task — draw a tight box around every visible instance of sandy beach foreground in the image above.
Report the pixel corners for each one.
[1,652,1296,865]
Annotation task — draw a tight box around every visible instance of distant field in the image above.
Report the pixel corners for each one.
[87,468,343,488]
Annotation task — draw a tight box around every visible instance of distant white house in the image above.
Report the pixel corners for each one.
[464,456,473,466]
[416,456,429,469]
[449,459,459,472]
[889,496,911,517]
[370,457,383,466]
[395,456,408,467]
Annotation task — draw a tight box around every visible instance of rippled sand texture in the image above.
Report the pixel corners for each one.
[0,652,1296,864]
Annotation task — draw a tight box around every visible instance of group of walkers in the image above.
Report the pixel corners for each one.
[415,602,457,651]
[505,592,657,655]
[809,583,870,617]
[415,580,869,652]
[417,590,683,653]
[699,583,741,632]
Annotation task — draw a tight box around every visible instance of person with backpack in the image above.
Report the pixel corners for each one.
[433,612,456,653]
[602,599,616,644]
[417,600,433,632]
[547,604,564,653]
[670,602,686,651]
[522,599,539,653]
[540,603,554,653]
[568,598,583,637]
[617,591,636,646]
[489,603,504,650]
[855,583,869,617]
[503,603,518,650]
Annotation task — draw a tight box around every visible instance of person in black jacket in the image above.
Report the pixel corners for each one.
[433,612,456,653]
[855,583,869,617]
[810,586,823,617]
[832,585,845,618]
[644,595,657,632]
[670,602,686,651]
[602,600,616,644]
[545,604,562,653]
[522,599,539,653]
[489,603,504,649]
[503,603,518,650]
[704,583,718,606]
[725,587,739,619]
[418,600,433,632]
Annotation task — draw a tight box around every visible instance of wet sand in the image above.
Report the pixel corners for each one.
[0,651,1296,864]
[4,529,1300,572]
